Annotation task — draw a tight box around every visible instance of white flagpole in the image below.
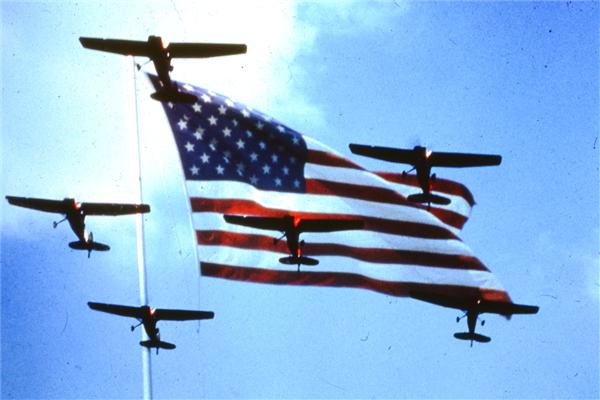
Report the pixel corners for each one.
[129,56,153,400]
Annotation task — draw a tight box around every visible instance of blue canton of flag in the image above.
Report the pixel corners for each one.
[148,75,307,193]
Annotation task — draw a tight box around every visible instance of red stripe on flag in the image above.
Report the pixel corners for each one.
[428,209,467,231]
[201,262,511,301]
[306,178,412,206]
[307,149,363,170]
[305,179,467,230]
[190,198,459,240]
[197,230,488,271]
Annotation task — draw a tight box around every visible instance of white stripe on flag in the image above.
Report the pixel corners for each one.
[197,246,505,290]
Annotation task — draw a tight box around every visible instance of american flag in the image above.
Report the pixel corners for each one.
[150,75,510,302]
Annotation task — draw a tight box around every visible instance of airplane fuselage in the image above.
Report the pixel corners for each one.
[146,36,174,90]
[140,305,160,341]
[280,215,303,258]
[466,307,478,336]
[62,198,88,243]
[413,146,433,195]
[285,230,301,257]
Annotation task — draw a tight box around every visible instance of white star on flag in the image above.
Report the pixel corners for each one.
[194,128,204,140]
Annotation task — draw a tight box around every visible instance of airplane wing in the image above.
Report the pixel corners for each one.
[79,37,151,56]
[410,290,539,316]
[349,144,419,165]
[409,290,472,310]
[80,203,150,216]
[224,215,286,231]
[297,219,364,233]
[87,302,143,319]
[5,196,68,214]
[168,42,247,58]
[429,152,502,168]
[154,309,215,321]
[480,301,539,316]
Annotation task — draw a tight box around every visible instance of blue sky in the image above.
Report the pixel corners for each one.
[2,1,598,398]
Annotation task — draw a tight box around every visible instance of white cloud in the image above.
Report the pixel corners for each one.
[148,1,319,126]
[301,0,410,35]
[143,1,410,132]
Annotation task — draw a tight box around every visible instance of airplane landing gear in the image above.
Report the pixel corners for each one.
[131,320,143,332]
[53,216,67,228]
[273,232,286,245]
[403,166,416,175]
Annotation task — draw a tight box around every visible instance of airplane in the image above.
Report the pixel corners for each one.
[87,302,214,354]
[349,144,502,207]
[410,290,539,347]
[5,196,150,257]
[79,35,247,103]
[224,214,364,271]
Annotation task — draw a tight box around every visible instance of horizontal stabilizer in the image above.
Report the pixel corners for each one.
[69,241,110,251]
[454,332,491,343]
[140,340,176,350]
[151,89,197,104]
[407,192,451,205]
[279,256,319,266]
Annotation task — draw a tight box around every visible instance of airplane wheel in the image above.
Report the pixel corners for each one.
[456,317,460,323]
[481,320,485,326]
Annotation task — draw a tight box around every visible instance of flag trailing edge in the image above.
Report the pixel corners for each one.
[148,74,510,303]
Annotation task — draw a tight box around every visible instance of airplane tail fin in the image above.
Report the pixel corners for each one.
[407,192,451,205]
